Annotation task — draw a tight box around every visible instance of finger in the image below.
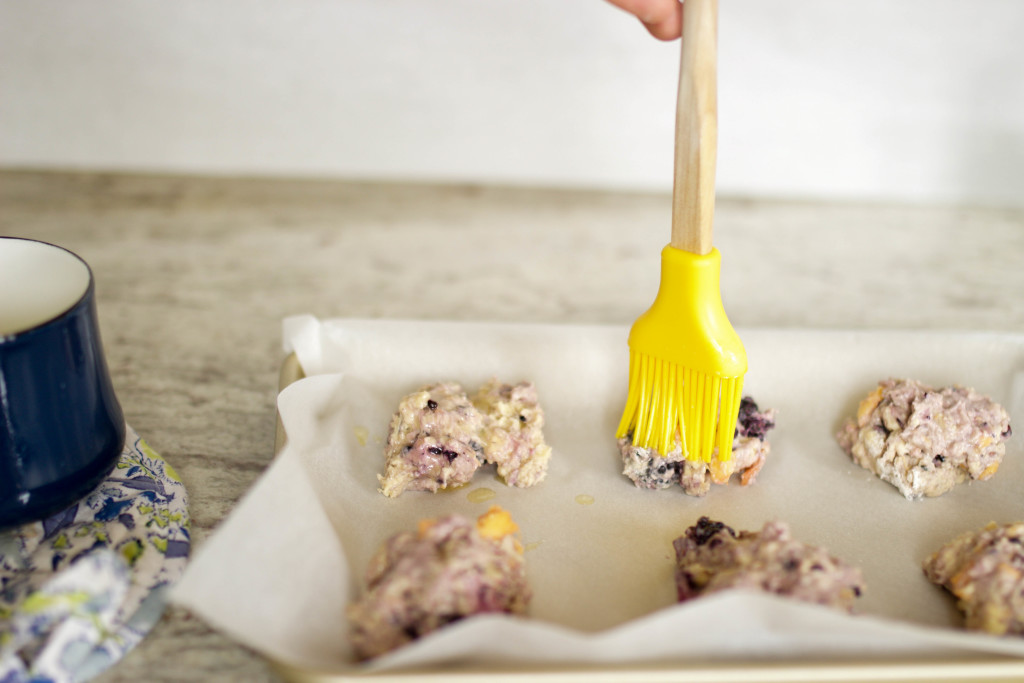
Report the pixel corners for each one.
[641,8,683,41]
[605,0,683,41]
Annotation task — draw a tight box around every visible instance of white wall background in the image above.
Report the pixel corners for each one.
[1,0,1023,206]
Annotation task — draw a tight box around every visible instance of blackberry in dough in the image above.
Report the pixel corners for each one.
[378,380,553,497]
[673,516,865,611]
[619,396,776,496]
[378,383,486,498]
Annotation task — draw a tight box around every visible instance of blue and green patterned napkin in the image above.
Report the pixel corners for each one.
[0,426,189,683]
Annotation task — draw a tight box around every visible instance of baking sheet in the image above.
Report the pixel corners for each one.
[172,315,1024,679]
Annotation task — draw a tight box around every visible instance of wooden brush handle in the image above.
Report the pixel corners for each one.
[671,0,718,255]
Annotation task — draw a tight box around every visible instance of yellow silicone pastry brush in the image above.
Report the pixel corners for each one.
[615,0,746,463]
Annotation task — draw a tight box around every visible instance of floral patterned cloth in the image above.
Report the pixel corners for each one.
[0,425,189,683]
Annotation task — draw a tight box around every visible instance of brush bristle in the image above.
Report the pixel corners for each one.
[616,351,744,463]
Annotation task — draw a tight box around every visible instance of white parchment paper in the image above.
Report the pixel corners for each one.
[172,316,1024,675]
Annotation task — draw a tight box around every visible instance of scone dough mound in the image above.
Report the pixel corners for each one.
[347,506,531,660]
[673,517,865,612]
[379,380,553,496]
[923,521,1024,636]
[473,378,552,488]
[378,383,486,498]
[836,378,1011,500]
[619,396,776,496]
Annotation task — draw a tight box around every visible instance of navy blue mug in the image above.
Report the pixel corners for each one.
[0,237,125,529]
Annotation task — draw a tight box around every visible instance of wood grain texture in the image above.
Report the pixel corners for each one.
[672,0,718,255]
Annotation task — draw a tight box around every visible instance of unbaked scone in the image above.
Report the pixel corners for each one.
[619,396,776,496]
[472,378,552,488]
[673,516,865,612]
[923,521,1024,636]
[836,378,1011,499]
[378,383,486,498]
[378,380,552,497]
[347,506,531,660]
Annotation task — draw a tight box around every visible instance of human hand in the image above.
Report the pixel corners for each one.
[604,0,683,41]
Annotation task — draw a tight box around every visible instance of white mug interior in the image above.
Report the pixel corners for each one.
[0,239,92,337]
